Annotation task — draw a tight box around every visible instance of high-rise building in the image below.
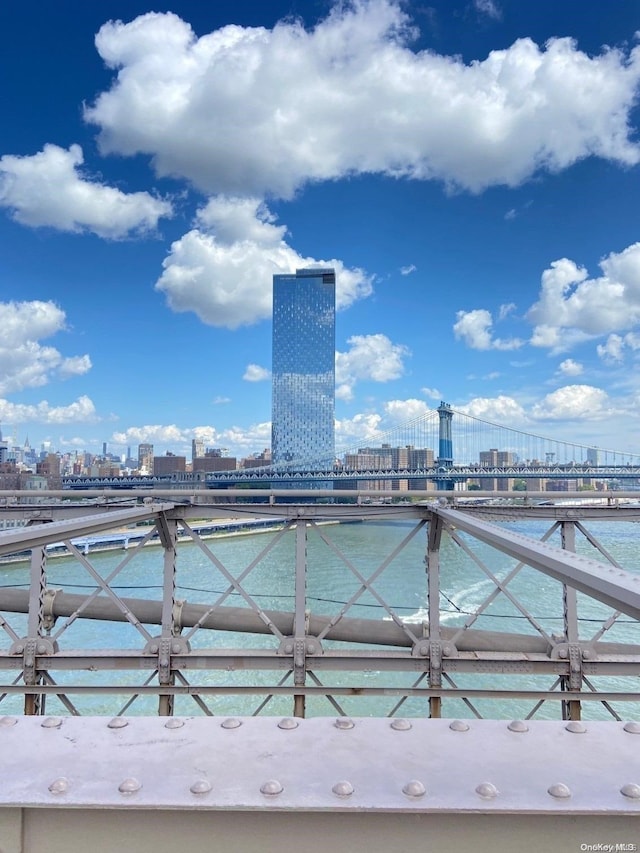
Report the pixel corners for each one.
[138,443,154,473]
[271,268,336,470]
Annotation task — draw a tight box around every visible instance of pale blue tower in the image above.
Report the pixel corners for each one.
[271,268,336,472]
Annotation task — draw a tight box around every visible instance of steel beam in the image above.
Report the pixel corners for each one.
[433,506,640,621]
[1,716,640,814]
[2,588,640,656]
[0,504,175,556]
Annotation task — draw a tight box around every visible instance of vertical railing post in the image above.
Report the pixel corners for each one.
[560,521,581,721]
[159,515,178,717]
[293,519,308,718]
[24,545,47,715]
[426,514,444,718]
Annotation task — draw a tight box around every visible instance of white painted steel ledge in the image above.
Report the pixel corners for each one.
[1,715,639,814]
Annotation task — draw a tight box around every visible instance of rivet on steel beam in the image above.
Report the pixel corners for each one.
[108,717,129,729]
[548,782,571,799]
[41,717,62,729]
[190,779,212,795]
[332,780,354,797]
[390,718,412,731]
[334,717,355,730]
[0,716,17,727]
[508,720,529,733]
[164,718,185,729]
[48,778,69,795]
[171,643,182,654]
[565,721,586,734]
[260,779,284,796]
[449,720,469,732]
[557,648,568,659]
[475,782,498,799]
[402,780,426,798]
[623,721,640,734]
[221,717,242,729]
[149,644,159,654]
[118,778,142,794]
[283,642,294,654]
[620,783,640,799]
[36,644,48,654]
[278,717,299,730]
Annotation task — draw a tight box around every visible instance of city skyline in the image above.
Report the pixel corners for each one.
[1,1,640,459]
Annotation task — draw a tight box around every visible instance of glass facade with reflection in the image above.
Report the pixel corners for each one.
[271,268,335,471]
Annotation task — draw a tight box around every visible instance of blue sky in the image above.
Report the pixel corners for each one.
[1,0,640,460]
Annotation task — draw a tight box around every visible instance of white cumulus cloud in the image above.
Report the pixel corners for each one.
[111,424,188,446]
[457,395,528,424]
[0,144,172,238]
[453,308,523,351]
[528,244,640,351]
[384,398,432,423]
[244,363,270,382]
[110,421,272,457]
[335,333,409,401]
[421,386,442,401]
[84,4,640,199]
[335,412,383,446]
[0,395,98,425]
[0,300,91,394]
[530,385,610,420]
[597,331,640,364]
[558,358,583,377]
[474,0,502,20]
[156,197,371,328]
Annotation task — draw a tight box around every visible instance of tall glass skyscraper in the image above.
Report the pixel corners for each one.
[271,268,336,471]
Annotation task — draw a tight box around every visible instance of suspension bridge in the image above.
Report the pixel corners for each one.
[62,402,640,490]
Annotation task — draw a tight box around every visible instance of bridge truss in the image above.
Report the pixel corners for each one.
[0,491,638,722]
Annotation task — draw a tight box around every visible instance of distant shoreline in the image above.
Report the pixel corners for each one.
[0,517,295,565]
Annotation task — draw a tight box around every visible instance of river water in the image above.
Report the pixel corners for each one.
[1,517,639,720]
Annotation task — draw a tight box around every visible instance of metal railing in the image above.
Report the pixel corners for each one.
[0,490,639,721]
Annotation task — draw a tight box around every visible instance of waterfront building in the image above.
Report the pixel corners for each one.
[138,443,154,474]
[192,438,205,462]
[241,448,272,469]
[587,447,601,466]
[193,455,237,473]
[341,444,435,491]
[479,448,515,491]
[0,426,7,464]
[36,453,61,489]
[271,268,335,471]
[153,453,186,476]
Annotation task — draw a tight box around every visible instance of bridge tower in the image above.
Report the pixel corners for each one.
[436,401,454,491]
